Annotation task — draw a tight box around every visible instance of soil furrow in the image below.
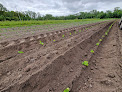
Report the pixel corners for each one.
[70,21,122,92]
[0,21,114,92]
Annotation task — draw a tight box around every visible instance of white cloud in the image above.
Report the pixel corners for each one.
[0,0,122,16]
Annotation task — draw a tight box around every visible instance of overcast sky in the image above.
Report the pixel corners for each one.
[0,0,122,16]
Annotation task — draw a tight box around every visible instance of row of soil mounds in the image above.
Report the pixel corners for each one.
[0,20,114,92]
[0,21,112,63]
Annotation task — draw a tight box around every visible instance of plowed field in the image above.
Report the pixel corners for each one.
[0,20,121,92]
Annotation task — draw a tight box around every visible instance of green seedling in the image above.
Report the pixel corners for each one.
[105,32,108,35]
[82,61,89,66]
[62,34,65,38]
[53,40,56,42]
[75,31,77,34]
[99,39,102,41]
[102,35,105,38]
[63,88,70,92]
[70,33,71,35]
[96,43,100,46]
[39,41,44,45]
[18,51,24,54]
[79,30,81,32]
[90,50,94,53]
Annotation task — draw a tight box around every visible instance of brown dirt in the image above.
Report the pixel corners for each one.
[0,20,121,92]
[0,21,109,43]
[70,21,122,92]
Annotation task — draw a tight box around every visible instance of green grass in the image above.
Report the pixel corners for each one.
[0,19,114,28]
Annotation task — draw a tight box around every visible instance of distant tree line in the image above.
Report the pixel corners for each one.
[0,3,122,21]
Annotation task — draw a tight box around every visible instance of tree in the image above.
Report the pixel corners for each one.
[97,11,106,19]
[106,10,113,18]
[44,14,53,20]
[0,3,7,11]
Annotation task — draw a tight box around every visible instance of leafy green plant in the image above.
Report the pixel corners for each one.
[39,41,44,45]
[105,32,108,35]
[63,88,70,92]
[75,31,77,34]
[79,30,81,32]
[90,50,94,53]
[99,39,102,41]
[62,34,65,38]
[53,40,56,42]
[96,43,100,46]
[69,33,71,35]
[18,51,24,54]
[102,35,105,38]
[82,61,89,66]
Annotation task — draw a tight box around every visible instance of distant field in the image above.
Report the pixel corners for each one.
[0,19,114,28]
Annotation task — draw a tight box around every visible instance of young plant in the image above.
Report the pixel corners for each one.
[63,88,70,92]
[99,39,102,41]
[75,31,77,34]
[79,30,81,32]
[96,43,100,46]
[90,50,94,53]
[85,28,88,30]
[53,40,56,42]
[39,41,44,45]
[105,32,108,35]
[102,35,105,38]
[62,34,65,38]
[18,51,24,54]
[69,33,71,35]
[82,61,89,66]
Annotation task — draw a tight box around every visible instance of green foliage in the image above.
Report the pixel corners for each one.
[69,33,71,35]
[53,40,55,42]
[63,88,70,92]
[99,39,102,41]
[102,35,105,38]
[90,50,94,53]
[0,19,113,28]
[82,61,89,66]
[39,41,44,45]
[96,43,100,46]
[105,32,108,35]
[18,51,24,54]
[0,15,5,21]
[62,34,64,38]
[85,28,88,30]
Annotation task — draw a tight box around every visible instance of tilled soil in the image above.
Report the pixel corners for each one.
[70,21,122,92]
[0,20,109,43]
[0,20,121,92]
